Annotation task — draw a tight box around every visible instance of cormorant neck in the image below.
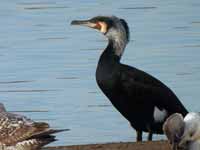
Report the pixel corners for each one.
[96,34,126,83]
[96,35,127,77]
[105,28,128,57]
[96,40,120,74]
[103,39,121,62]
[96,40,121,83]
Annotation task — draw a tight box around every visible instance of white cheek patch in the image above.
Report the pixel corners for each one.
[153,106,167,122]
[99,22,107,33]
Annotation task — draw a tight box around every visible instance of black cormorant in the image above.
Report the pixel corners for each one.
[0,103,68,150]
[71,16,188,141]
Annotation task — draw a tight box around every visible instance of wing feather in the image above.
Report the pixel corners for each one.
[0,110,49,146]
[120,64,188,115]
[0,103,68,149]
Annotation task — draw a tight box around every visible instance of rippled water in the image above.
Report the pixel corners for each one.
[0,0,200,146]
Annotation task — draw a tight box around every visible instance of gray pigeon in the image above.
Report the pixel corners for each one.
[163,113,185,150]
[163,112,200,150]
[179,112,200,150]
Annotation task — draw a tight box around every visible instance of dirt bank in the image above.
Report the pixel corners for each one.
[44,140,171,150]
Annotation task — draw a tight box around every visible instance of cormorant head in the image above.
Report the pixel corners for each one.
[71,16,129,41]
[71,16,130,56]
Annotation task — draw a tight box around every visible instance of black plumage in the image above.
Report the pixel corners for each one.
[71,16,188,141]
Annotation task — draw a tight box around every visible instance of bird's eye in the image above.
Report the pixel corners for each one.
[190,131,194,137]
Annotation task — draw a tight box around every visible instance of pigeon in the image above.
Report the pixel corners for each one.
[0,103,68,150]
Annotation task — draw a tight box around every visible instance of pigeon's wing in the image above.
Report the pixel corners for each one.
[0,111,49,146]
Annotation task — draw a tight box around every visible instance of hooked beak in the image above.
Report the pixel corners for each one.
[71,19,98,29]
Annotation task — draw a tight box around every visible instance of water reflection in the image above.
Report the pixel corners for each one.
[37,37,68,41]
[88,105,111,108]
[56,77,79,80]
[24,6,69,10]
[119,6,157,10]
[9,110,49,112]
[192,21,200,24]
[18,2,69,10]
[0,80,34,84]
[0,89,60,93]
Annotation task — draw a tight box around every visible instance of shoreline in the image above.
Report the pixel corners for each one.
[44,140,171,150]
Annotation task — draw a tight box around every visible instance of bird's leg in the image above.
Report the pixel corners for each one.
[136,130,142,142]
[147,132,153,141]
[172,143,178,150]
[146,125,153,141]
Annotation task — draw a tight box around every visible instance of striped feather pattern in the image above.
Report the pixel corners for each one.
[0,103,67,150]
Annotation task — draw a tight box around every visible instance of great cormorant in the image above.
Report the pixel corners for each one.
[0,103,68,150]
[71,15,188,141]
